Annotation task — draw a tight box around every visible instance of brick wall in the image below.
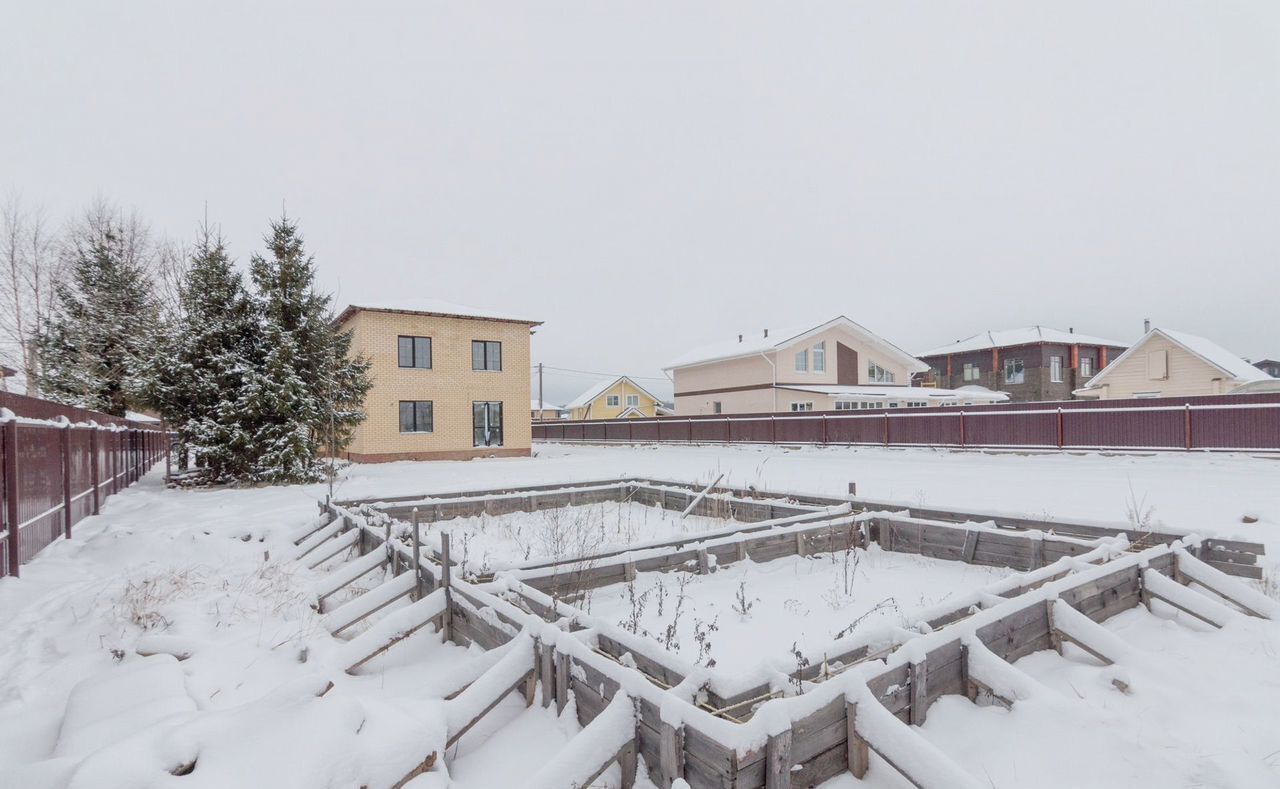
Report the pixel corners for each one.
[342,310,534,461]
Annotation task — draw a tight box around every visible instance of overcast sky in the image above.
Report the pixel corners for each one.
[3,1,1278,404]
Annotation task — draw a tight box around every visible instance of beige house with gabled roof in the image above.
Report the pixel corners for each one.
[666,317,968,415]
[1073,327,1268,400]
[566,376,667,420]
[336,300,541,462]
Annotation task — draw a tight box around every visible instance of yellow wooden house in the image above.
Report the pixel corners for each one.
[565,376,668,420]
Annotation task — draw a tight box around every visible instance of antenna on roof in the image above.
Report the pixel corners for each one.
[1144,318,1151,333]
[764,328,769,338]
[738,334,743,343]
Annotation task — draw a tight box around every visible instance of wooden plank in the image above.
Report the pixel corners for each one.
[556,650,571,713]
[766,729,793,789]
[961,530,979,563]
[909,659,928,725]
[540,642,555,708]
[660,721,684,785]
[846,701,868,778]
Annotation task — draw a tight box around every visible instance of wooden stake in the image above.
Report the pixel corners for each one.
[697,548,711,574]
[766,728,793,789]
[909,658,928,725]
[846,701,869,778]
[555,650,571,713]
[440,531,453,642]
[411,508,422,601]
[659,721,684,785]
[540,643,555,708]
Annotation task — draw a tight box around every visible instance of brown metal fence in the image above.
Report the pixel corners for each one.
[532,393,1280,453]
[0,397,169,577]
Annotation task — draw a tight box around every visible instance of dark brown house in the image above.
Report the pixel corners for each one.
[918,326,1129,402]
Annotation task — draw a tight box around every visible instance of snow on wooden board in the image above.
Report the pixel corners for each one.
[323,570,419,635]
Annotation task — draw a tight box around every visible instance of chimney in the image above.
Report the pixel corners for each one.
[1069,327,1074,334]
[738,334,743,343]
[1143,318,1151,333]
[764,328,769,338]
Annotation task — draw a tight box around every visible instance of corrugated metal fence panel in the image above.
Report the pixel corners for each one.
[826,414,887,444]
[68,429,95,523]
[1065,408,1185,450]
[963,410,1058,447]
[1192,405,1280,450]
[631,420,661,442]
[604,421,631,442]
[887,411,963,446]
[690,418,730,443]
[728,416,773,443]
[656,419,689,442]
[16,425,64,564]
[776,415,824,443]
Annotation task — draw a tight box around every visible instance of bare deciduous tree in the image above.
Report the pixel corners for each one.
[0,193,59,394]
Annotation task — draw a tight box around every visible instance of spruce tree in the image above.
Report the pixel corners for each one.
[147,227,258,479]
[36,212,159,415]
[237,215,371,482]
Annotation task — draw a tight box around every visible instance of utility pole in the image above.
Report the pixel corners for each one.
[537,362,544,421]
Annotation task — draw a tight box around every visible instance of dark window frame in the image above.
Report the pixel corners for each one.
[473,400,504,447]
[397,335,432,369]
[398,400,434,433]
[472,340,503,372]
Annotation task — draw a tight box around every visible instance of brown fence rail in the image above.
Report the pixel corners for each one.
[533,393,1280,452]
[1,395,169,577]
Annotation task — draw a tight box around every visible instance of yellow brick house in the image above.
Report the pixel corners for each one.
[565,376,668,420]
[336,301,542,462]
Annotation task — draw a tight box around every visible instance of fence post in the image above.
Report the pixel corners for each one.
[1184,404,1192,451]
[411,507,422,600]
[440,531,453,642]
[89,427,100,515]
[1056,407,1064,449]
[5,420,19,577]
[959,410,966,447]
[61,424,72,539]
[821,414,828,444]
[883,412,890,446]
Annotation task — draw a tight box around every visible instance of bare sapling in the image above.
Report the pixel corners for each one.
[692,616,719,667]
[731,579,757,619]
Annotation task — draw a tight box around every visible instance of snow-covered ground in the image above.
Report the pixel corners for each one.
[0,443,1277,787]
[586,547,1012,674]
[406,502,734,571]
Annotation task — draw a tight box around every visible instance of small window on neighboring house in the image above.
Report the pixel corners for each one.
[860,402,879,410]
[1050,356,1063,383]
[1147,350,1168,380]
[626,394,639,407]
[712,401,722,414]
[398,336,432,369]
[398,401,433,433]
[790,402,814,412]
[1003,358,1025,384]
[472,340,502,371]
[795,349,808,372]
[834,401,855,410]
[889,402,900,408]
[812,342,826,373]
[963,362,980,382]
[1134,391,1160,399]
[868,361,895,383]
[606,394,620,407]
[907,401,928,408]
[1080,357,1094,377]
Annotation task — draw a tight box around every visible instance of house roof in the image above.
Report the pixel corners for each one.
[778,384,1009,403]
[917,326,1128,358]
[566,376,664,410]
[530,399,562,411]
[335,299,542,326]
[1077,328,1269,392]
[665,316,928,373]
